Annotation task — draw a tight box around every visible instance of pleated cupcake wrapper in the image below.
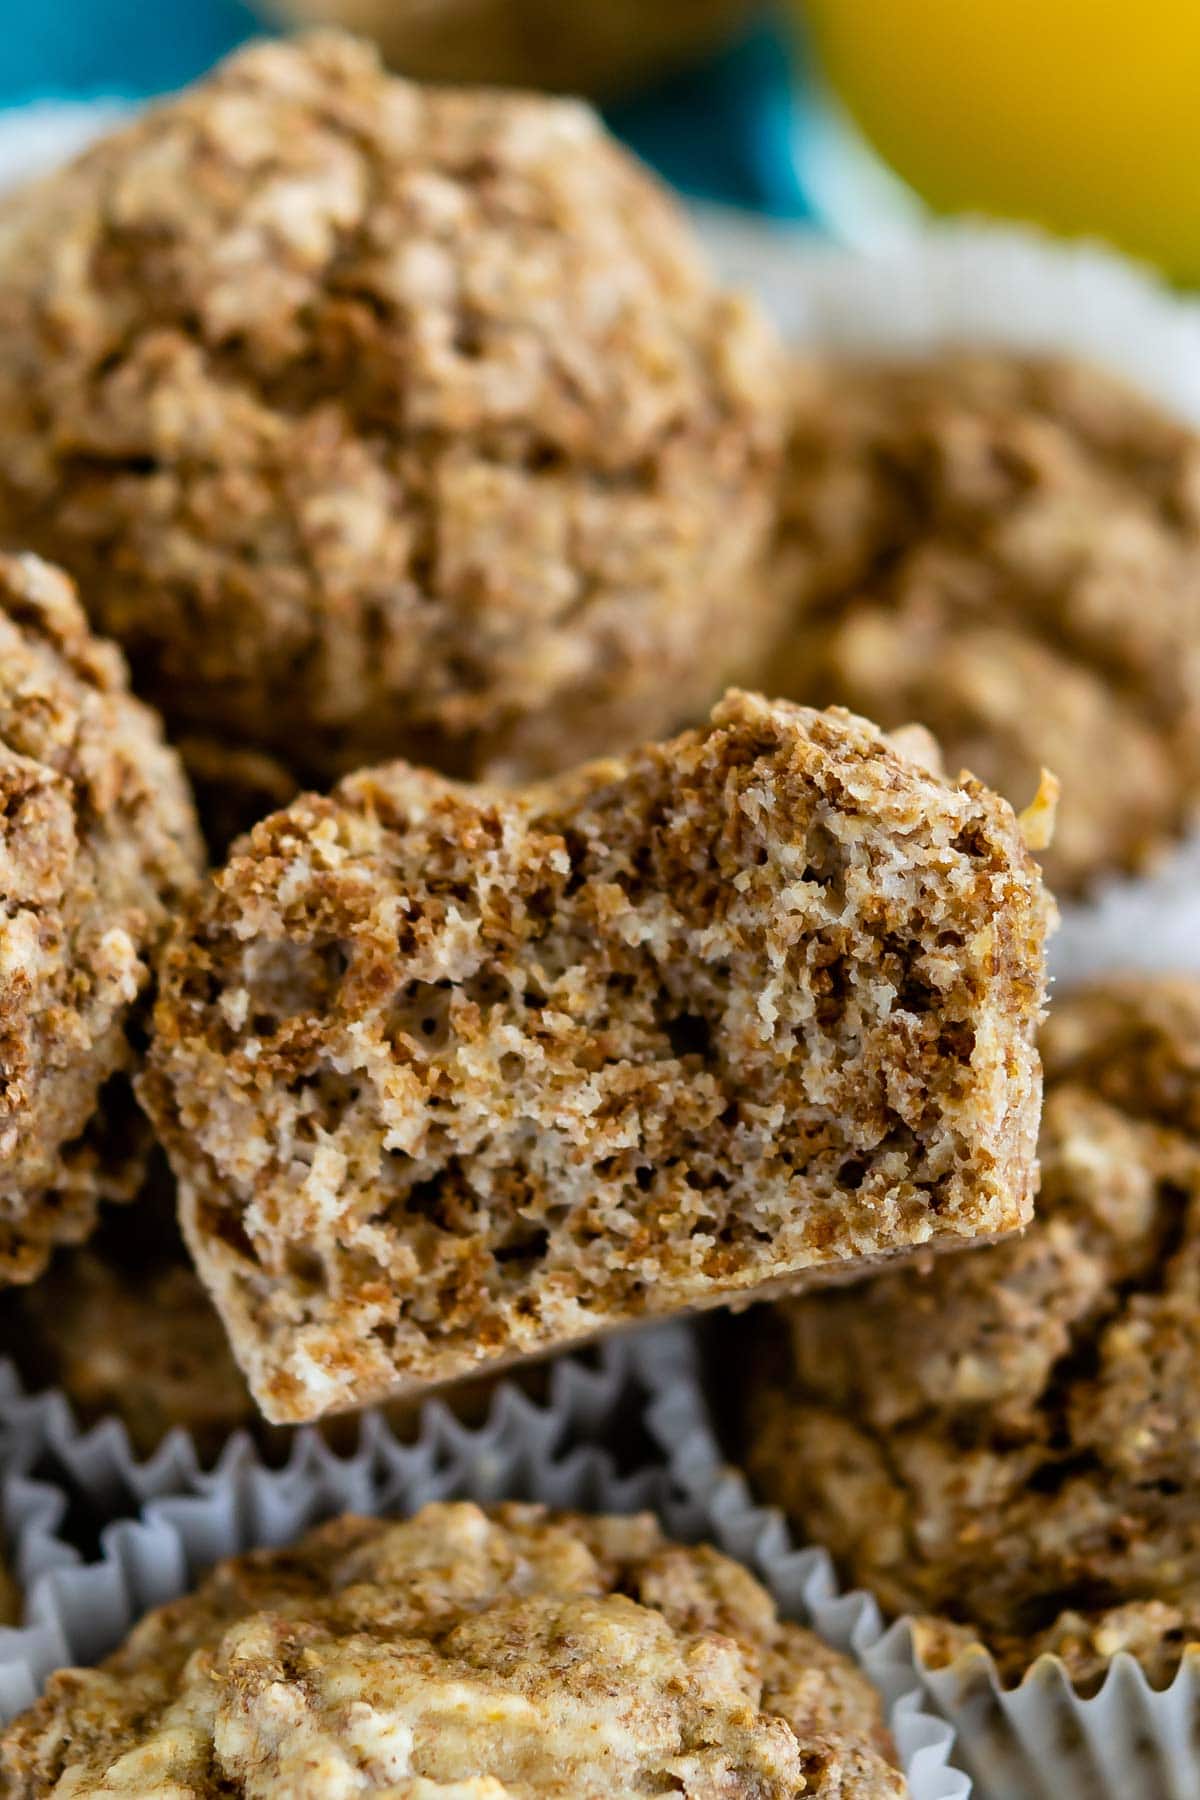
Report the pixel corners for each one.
[914,1644,1200,1800]
[692,209,1200,991]
[643,1323,1200,1800]
[0,1360,77,1595]
[0,1329,631,1516]
[0,1321,966,1800]
[0,1463,79,1636]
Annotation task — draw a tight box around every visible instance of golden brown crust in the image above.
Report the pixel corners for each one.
[0,31,782,789]
[0,1501,904,1797]
[744,975,1200,1689]
[141,689,1049,1423]
[0,553,201,1286]
[763,352,1200,897]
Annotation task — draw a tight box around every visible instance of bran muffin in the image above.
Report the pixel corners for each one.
[765,352,1200,897]
[0,1500,904,1796]
[743,975,1200,1690]
[142,689,1050,1424]
[0,553,201,1287]
[0,31,782,791]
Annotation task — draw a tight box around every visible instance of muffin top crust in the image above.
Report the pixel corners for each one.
[0,552,201,1285]
[141,691,1049,1423]
[744,976,1200,1688]
[765,352,1200,896]
[0,1501,904,1796]
[0,30,781,788]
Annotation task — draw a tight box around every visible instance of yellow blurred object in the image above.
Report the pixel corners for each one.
[799,0,1200,283]
[267,0,753,96]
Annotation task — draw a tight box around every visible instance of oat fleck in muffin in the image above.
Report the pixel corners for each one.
[743,975,1200,1690]
[0,553,201,1286]
[142,690,1050,1424]
[0,1501,905,1796]
[0,31,782,791]
[765,353,1200,896]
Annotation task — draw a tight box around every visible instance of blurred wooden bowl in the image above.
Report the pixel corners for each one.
[265,0,754,97]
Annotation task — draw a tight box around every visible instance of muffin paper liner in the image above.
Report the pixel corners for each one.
[0,1363,74,1575]
[0,1329,629,1515]
[0,1323,966,1800]
[644,1322,1200,1800]
[694,209,1200,990]
[0,1385,99,1717]
[0,1450,80,1644]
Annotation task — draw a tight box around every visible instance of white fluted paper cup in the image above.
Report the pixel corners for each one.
[0,1321,965,1799]
[644,1321,1200,1800]
[0,1356,91,1606]
[0,1425,102,1718]
[0,1464,81,1614]
[0,1330,636,1517]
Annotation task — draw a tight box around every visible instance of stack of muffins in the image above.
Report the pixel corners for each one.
[0,27,1196,1799]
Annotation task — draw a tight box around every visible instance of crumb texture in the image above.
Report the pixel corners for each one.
[142,691,1049,1422]
[765,352,1200,896]
[0,1501,903,1797]
[744,976,1200,1689]
[0,30,781,787]
[0,553,201,1285]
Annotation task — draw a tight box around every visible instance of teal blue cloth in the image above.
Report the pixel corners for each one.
[0,0,808,216]
[0,0,263,102]
[609,22,808,218]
